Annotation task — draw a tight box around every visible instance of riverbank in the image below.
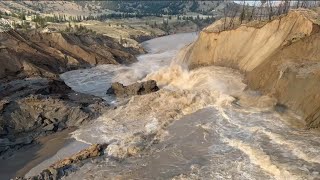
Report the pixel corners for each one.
[0,33,196,179]
[9,33,197,179]
[184,9,320,129]
[10,29,320,180]
[0,127,75,179]
[0,29,137,179]
[56,30,320,179]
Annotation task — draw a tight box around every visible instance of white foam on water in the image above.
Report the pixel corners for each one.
[60,32,198,101]
[58,33,320,180]
[224,138,297,180]
[70,64,246,145]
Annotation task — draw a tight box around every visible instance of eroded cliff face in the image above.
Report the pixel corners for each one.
[0,30,138,79]
[184,9,320,128]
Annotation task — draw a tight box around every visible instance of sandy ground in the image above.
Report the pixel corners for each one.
[0,127,76,180]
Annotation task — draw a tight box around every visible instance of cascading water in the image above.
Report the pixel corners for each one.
[60,33,198,102]
[37,32,320,180]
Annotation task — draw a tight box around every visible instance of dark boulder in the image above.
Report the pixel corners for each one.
[107,80,159,97]
[35,78,72,95]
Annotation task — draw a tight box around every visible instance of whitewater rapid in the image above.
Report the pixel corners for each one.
[56,32,320,180]
[60,33,198,103]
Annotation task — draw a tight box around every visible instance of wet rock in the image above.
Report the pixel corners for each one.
[48,168,59,180]
[35,79,72,95]
[50,144,108,169]
[43,119,52,126]
[42,124,56,132]
[106,144,125,159]
[0,95,86,135]
[274,103,287,113]
[0,78,109,157]
[107,80,159,97]
[57,122,66,131]
[0,79,108,137]
[0,136,33,155]
[14,144,108,180]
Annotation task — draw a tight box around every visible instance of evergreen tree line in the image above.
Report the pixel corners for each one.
[148,15,216,34]
[63,22,96,35]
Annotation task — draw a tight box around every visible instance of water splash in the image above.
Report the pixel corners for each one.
[56,33,320,180]
[60,33,198,101]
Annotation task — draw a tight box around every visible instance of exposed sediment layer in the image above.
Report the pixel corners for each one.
[184,9,320,128]
[0,30,138,79]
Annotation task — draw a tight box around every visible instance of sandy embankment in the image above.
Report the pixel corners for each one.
[184,9,320,129]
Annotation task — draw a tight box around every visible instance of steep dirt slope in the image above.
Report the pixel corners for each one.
[0,30,138,79]
[185,9,320,70]
[246,32,320,128]
[184,9,320,128]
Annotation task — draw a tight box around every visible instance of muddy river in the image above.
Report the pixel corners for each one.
[27,33,320,180]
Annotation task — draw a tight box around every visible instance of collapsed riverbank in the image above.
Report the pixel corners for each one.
[41,31,320,179]
[47,10,320,179]
[3,9,320,179]
[184,9,320,129]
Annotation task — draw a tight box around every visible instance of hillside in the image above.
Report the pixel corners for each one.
[184,9,320,129]
[0,30,138,79]
[0,1,224,53]
[0,1,231,16]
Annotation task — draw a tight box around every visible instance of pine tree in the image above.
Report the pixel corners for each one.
[19,12,26,20]
[240,9,245,23]
[12,21,16,30]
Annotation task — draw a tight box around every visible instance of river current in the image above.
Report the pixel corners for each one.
[51,33,320,179]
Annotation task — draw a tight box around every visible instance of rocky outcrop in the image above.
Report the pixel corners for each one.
[0,78,108,155]
[50,144,108,169]
[107,80,159,97]
[184,9,320,128]
[14,144,108,180]
[0,30,138,79]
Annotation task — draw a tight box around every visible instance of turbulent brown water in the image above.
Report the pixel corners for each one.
[45,33,320,179]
